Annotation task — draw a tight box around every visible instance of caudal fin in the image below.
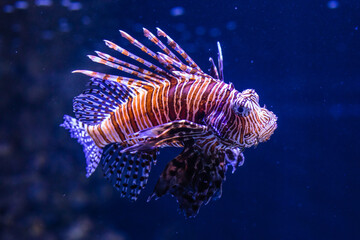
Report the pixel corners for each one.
[60,115,102,177]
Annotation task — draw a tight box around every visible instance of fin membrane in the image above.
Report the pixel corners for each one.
[122,120,208,152]
[150,144,226,218]
[73,78,133,125]
[61,115,102,177]
[101,143,157,201]
[224,147,245,173]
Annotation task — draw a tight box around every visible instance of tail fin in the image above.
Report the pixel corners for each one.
[60,115,102,177]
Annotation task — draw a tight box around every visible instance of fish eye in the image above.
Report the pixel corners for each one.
[236,106,245,114]
[233,103,250,117]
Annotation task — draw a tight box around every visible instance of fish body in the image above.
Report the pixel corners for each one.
[86,75,214,147]
[61,28,277,217]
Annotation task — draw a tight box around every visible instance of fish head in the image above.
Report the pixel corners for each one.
[226,88,277,148]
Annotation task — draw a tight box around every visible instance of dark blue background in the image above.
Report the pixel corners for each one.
[1,0,359,239]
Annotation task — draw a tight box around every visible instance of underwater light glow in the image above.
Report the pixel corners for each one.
[170,6,185,16]
[15,1,29,9]
[59,18,71,32]
[226,21,237,31]
[3,5,14,13]
[68,2,82,11]
[42,30,54,40]
[327,1,339,9]
[35,0,53,7]
[209,27,221,37]
[61,0,70,7]
[195,26,206,36]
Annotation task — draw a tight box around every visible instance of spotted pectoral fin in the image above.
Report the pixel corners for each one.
[121,120,208,153]
[149,145,226,218]
[101,143,156,201]
[224,147,245,173]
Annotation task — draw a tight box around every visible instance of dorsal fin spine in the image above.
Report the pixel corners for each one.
[104,40,172,78]
[72,70,155,91]
[209,57,220,80]
[156,27,203,72]
[157,52,201,75]
[87,55,163,85]
[120,30,159,61]
[217,42,224,81]
[94,50,167,81]
[143,28,183,64]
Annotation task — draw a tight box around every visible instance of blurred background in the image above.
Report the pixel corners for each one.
[1,0,359,239]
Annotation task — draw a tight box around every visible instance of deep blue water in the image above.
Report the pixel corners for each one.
[1,0,359,239]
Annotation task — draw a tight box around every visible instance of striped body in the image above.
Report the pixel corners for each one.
[61,27,277,217]
[87,76,233,149]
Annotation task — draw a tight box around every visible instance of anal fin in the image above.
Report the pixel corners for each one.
[101,143,156,201]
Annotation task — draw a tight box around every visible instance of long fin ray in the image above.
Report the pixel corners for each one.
[156,28,203,72]
[157,52,203,75]
[120,30,179,73]
[143,28,183,66]
[87,55,163,85]
[217,42,224,81]
[72,70,154,91]
[120,30,159,60]
[75,29,224,92]
[94,50,167,81]
[208,57,220,80]
[104,40,173,79]
[121,120,208,152]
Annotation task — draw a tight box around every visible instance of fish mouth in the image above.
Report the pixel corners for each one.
[258,117,277,143]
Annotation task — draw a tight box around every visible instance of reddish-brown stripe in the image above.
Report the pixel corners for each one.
[87,126,102,147]
[145,86,158,126]
[137,89,152,128]
[194,80,217,122]
[151,87,162,124]
[174,81,185,117]
[167,82,177,120]
[117,105,131,136]
[110,112,125,141]
[158,83,169,123]
[97,125,110,144]
[127,98,140,133]
[239,117,246,144]
[179,80,192,119]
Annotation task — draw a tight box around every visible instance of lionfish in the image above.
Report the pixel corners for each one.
[61,28,277,217]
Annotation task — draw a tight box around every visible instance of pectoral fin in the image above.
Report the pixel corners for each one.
[224,147,245,173]
[122,120,208,153]
[149,144,227,218]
